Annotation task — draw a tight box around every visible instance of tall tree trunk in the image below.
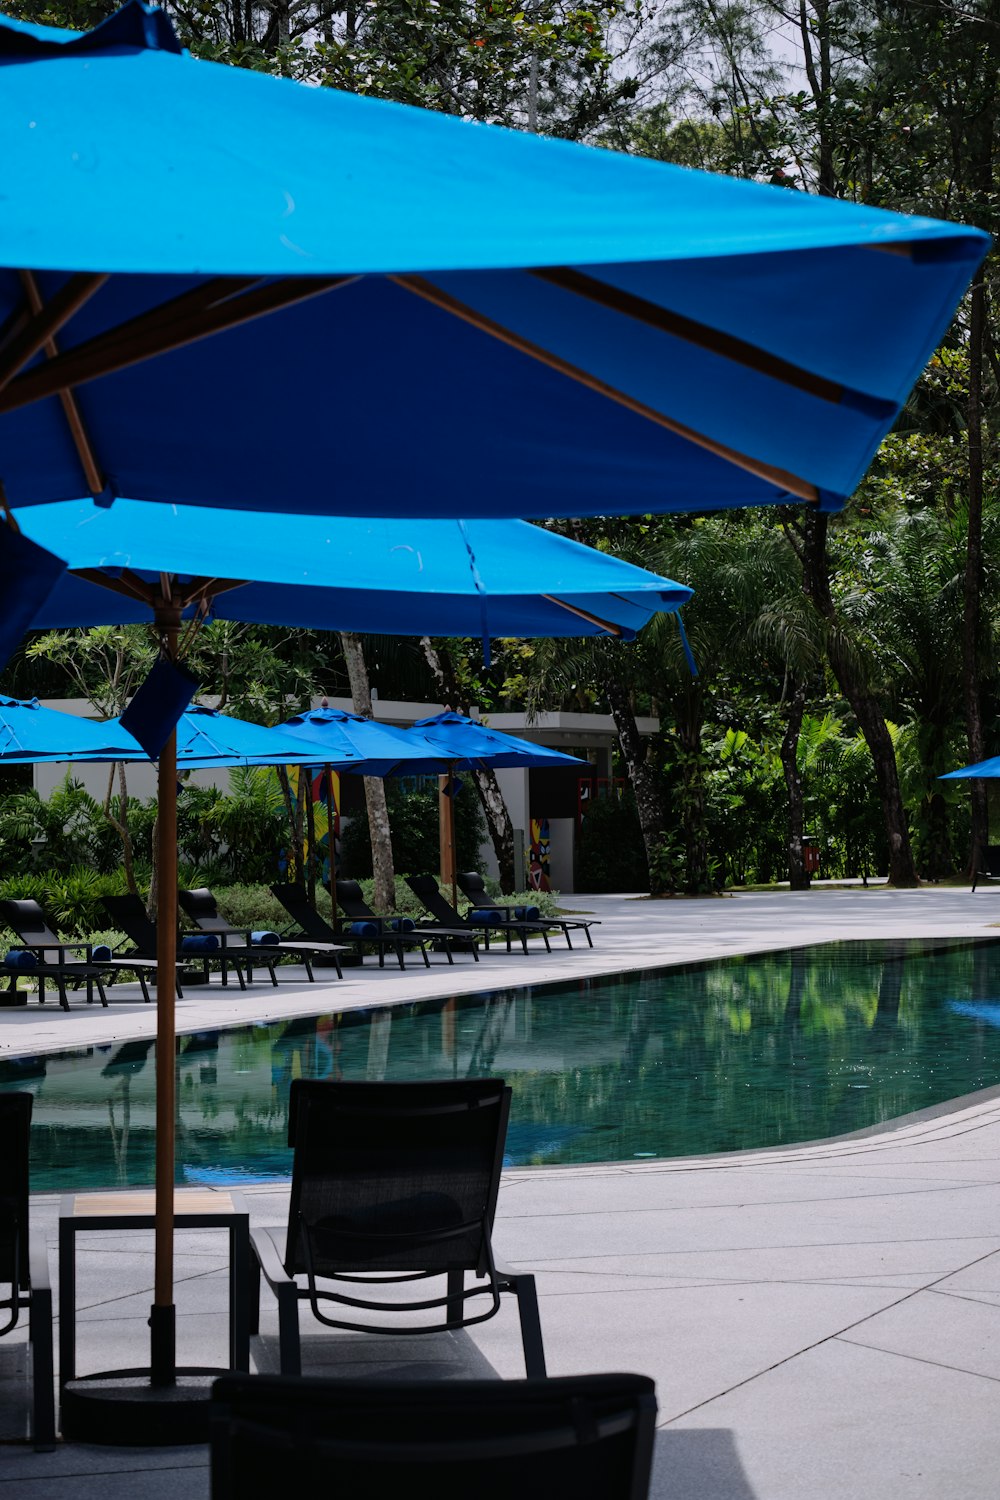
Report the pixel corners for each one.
[341,631,395,911]
[677,693,709,892]
[781,679,809,891]
[603,674,667,892]
[419,637,515,892]
[802,513,919,887]
[963,274,989,877]
[103,761,139,897]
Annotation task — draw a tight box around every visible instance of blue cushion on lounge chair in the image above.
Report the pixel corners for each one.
[513,905,541,921]
[348,920,379,938]
[251,930,280,946]
[388,917,415,932]
[470,907,506,922]
[91,944,114,961]
[181,933,220,954]
[3,949,37,970]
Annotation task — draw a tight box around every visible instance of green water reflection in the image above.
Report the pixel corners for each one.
[6,937,1000,1192]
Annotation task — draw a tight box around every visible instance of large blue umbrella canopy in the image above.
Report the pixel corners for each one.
[15,500,692,641]
[0,0,987,525]
[0,694,143,762]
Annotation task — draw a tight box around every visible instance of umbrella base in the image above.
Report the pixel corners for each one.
[61,1368,223,1446]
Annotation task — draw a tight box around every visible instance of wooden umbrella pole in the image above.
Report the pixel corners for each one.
[151,603,180,1386]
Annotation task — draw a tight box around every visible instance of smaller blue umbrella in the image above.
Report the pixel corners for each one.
[102,703,365,771]
[406,711,589,772]
[0,695,144,762]
[278,705,448,779]
[404,711,588,905]
[940,757,1000,779]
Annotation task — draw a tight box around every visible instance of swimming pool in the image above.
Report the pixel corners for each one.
[5,935,1000,1192]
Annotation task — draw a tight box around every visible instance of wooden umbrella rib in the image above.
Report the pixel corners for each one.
[176,577,249,609]
[542,595,623,635]
[73,567,159,606]
[19,271,108,497]
[389,274,819,504]
[529,266,845,405]
[0,273,108,392]
[0,276,355,414]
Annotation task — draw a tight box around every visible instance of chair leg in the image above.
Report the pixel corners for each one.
[248,1252,261,1336]
[584,925,594,948]
[277,1286,302,1376]
[267,961,278,989]
[29,1286,56,1452]
[446,1268,464,1325]
[513,1273,546,1378]
[138,970,151,1002]
[303,955,314,983]
[420,941,430,969]
[96,976,108,1007]
[563,927,573,950]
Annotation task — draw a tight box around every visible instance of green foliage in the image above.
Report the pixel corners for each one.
[341,779,486,879]
[575,792,647,892]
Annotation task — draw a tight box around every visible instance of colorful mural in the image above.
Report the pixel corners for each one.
[529,816,551,891]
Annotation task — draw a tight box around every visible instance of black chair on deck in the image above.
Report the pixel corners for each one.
[0,899,110,1010]
[249,1078,546,1377]
[406,873,536,955]
[179,888,346,984]
[101,894,190,997]
[0,1094,55,1451]
[210,1372,657,1500]
[333,879,437,969]
[458,871,598,950]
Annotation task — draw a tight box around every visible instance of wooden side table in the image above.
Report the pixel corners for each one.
[59,1187,251,1386]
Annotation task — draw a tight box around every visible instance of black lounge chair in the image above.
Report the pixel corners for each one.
[458,871,598,950]
[0,1094,55,1451]
[101,893,191,997]
[178,888,346,984]
[333,879,436,969]
[406,873,538,955]
[249,1078,546,1377]
[210,1372,657,1499]
[0,899,112,1010]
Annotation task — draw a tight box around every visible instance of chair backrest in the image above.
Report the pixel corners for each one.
[406,874,460,925]
[270,884,337,943]
[457,871,489,902]
[334,880,376,920]
[102,894,157,955]
[0,1093,32,1296]
[0,898,61,964]
[284,1078,510,1277]
[178,888,228,932]
[210,1373,657,1500]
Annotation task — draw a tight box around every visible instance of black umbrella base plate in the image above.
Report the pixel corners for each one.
[61,1368,223,1446]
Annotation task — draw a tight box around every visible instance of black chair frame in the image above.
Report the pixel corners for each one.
[0,899,110,1011]
[179,886,346,983]
[458,871,598,950]
[406,873,537,955]
[0,1095,55,1451]
[249,1079,546,1378]
[210,1372,657,1500]
[333,880,437,970]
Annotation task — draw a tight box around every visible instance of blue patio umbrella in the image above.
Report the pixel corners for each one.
[403,711,589,905]
[0,695,143,762]
[0,0,987,529]
[11,497,685,1419]
[15,500,691,644]
[101,704,366,773]
[940,757,1000,779]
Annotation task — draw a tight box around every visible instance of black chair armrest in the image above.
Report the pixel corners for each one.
[28,1224,51,1294]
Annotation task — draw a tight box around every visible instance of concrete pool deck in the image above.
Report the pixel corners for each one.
[2,885,1000,1497]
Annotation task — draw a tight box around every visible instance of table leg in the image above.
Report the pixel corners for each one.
[58,1219,76,1385]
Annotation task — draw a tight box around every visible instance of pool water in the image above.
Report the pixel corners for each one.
[6,936,1000,1192]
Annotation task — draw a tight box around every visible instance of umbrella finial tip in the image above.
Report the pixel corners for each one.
[321,695,329,709]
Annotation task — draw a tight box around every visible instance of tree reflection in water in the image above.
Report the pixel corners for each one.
[6,936,1000,1190]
